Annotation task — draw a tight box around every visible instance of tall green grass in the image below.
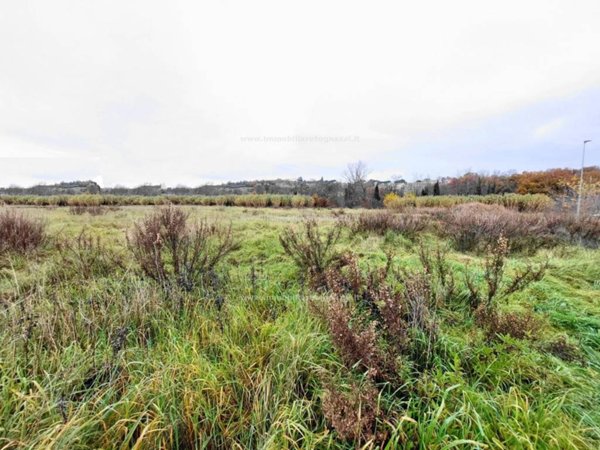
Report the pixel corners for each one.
[0,206,598,448]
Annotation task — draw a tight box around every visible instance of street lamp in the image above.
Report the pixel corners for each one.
[576,139,592,219]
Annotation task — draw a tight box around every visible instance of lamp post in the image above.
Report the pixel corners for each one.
[576,140,592,219]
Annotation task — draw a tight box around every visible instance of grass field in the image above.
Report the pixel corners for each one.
[1,205,599,449]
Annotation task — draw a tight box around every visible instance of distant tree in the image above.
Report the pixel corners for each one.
[343,161,368,185]
[421,186,429,196]
[511,168,600,195]
[374,184,381,202]
[433,180,440,196]
[343,161,369,207]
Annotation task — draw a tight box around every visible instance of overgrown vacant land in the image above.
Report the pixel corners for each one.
[1,203,599,449]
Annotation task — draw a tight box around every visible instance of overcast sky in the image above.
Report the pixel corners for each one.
[1,0,599,187]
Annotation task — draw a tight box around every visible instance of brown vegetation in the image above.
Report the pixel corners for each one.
[317,297,382,377]
[127,206,239,291]
[465,236,547,310]
[279,219,342,289]
[0,209,46,255]
[442,204,549,253]
[544,336,583,363]
[346,211,429,238]
[347,203,600,252]
[322,381,385,444]
[69,205,119,215]
[54,230,124,280]
[475,306,543,341]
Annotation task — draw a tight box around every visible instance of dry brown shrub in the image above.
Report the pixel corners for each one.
[279,219,342,289]
[377,283,409,353]
[68,205,109,215]
[128,205,239,291]
[465,236,547,310]
[403,276,434,333]
[443,204,600,252]
[544,336,583,363]
[324,252,393,320]
[316,251,446,376]
[0,209,46,255]
[416,241,456,307]
[322,250,443,367]
[318,297,381,377]
[54,229,124,280]
[475,306,543,341]
[322,253,412,368]
[322,381,387,445]
[312,194,330,208]
[544,213,600,248]
[401,275,439,368]
[347,211,428,238]
[442,203,549,253]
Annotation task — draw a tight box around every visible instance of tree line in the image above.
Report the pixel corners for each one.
[2,165,599,209]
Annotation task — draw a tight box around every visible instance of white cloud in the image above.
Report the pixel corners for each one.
[533,118,566,140]
[1,0,600,186]
[0,135,72,158]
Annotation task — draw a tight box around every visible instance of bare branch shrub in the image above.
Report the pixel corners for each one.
[416,240,456,307]
[465,236,547,311]
[127,206,239,291]
[279,219,342,289]
[401,275,439,368]
[0,209,46,255]
[346,211,428,238]
[392,213,430,239]
[54,229,124,280]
